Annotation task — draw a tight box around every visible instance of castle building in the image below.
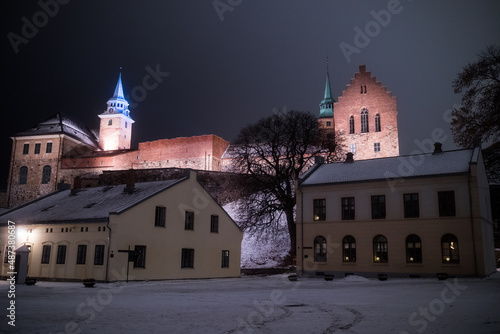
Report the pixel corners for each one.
[319,65,399,160]
[2,65,400,208]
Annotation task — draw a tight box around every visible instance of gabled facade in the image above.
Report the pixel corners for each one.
[297,144,495,277]
[0,170,243,281]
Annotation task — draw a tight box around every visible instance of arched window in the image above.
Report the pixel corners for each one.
[108,119,112,126]
[441,234,459,264]
[406,234,422,263]
[19,166,28,185]
[342,235,356,262]
[373,235,388,263]
[349,116,355,134]
[361,109,369,133]
[41,165,51,184]
[375,114,381,132]
[314,236,327,262]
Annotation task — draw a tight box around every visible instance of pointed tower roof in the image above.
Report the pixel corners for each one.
[112,72,125,99]
[319,59,335,118]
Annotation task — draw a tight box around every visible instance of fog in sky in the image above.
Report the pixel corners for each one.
[2,0,500,188]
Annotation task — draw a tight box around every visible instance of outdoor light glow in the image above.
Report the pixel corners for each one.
[375,256,380,261]
[409,257,414,262]
[17,228,28,242]
[450,242,455,250]
[446,257,450,262]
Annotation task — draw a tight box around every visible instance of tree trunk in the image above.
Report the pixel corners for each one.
[285,207,296,258]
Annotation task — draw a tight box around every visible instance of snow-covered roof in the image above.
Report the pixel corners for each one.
[14,112,100,149]
[300,148,477,186]
[0,179,186,225]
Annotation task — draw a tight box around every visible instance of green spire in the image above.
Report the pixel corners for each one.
[319,59,335,118]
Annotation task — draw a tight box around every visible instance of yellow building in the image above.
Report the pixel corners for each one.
[0,170,243,281]
[296,144,496,278]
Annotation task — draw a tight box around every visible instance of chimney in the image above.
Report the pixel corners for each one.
[345,152,354,163]
[124,169,136,194]
[433,142,443,154]
[70,177,82,196]
[314,156,325,165]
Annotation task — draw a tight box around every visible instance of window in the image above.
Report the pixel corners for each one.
[441,234,459,264]
[349,116,355,134]
[406,234,422,263]
[375,114,381,132]
[56,245,66,264]
[341,197,355,220]
[185,211,194,230]
[326,121,331,127]
[181,248,194,268]
[374,142,380,152]
[46,142,53,153]
[19,166,28,185]
[438,191,456,217]
[155,206,166,227]
[313,199,326,221]
[23,143,30,154]
[221,250,230,268]
[134,246,146,268]
[76,245,87,264]
[4,246,9,263]
[210,215,219,233]
[94,245,105,265]
[125,122,128,128]
[34,143,41,154]
[41,245,51,264]
[108,119,112,126]
[350,143,356,154]
[314,236,327,262]
[342,235,356,262]
[41,165,51,184]
[371,195,386,219]
[404,193,419,218]
[373,235,388,263]
[360,109,369,133]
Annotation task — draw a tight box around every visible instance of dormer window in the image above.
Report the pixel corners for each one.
[108,119,112,126]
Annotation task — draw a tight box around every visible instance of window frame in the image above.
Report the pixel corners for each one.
[94,245,105,265]
[349,116,355,134]
[46,142,53,154]
[185,211,194,230]
[406,234,422,263]
[341,197,355,220]
[314,236,327,262]
[373,235,388,263]
[41,245,51,264]
[134,245,146,268]
[23,143,30,155]
[403,193,419,218]
[360,109,369,133]
[34,143,41,154]
[342,235,356,262]
[210,215,219,233]
[76,244,87,265]
[441,234,459,264]
[56,245,66,264]
[438,191,456,217]
[181,248,194,268]
[375,113,381,132]
[371,195,386,219]
[41,165,51,184]
[154,206,166,227]
[313,199,326,221]
[374,142,381,152]
[221,250,230,268]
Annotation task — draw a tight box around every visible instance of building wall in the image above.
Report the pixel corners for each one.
[331,65,399,160]
[297,173,496,277]
[98,114,133,150]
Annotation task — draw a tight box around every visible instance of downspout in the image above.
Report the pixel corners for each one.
[467,169,478,277]
[299,186,304,276]
[105,218,112,282]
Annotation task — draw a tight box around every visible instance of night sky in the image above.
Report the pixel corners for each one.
[2,1,500,189]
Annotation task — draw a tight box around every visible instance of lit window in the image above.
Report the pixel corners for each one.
[373,235,388,263]
[313,199,326,221]
[441,234,459,264]
[342,235,356,262]
[406,234,422,263]
[350,143,356,154]
[361,109,369,133]
[314,236,327,262]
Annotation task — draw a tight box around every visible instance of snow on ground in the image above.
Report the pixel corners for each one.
[2,272,500,334]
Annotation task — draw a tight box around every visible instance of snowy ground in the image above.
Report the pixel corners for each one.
[2,272,500,334]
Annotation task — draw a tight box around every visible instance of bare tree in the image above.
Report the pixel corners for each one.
[229,110,344,259]
[451,45,500,147]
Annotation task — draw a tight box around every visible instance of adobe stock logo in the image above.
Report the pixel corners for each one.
[7,0,71,54]
[339,0,405,64]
